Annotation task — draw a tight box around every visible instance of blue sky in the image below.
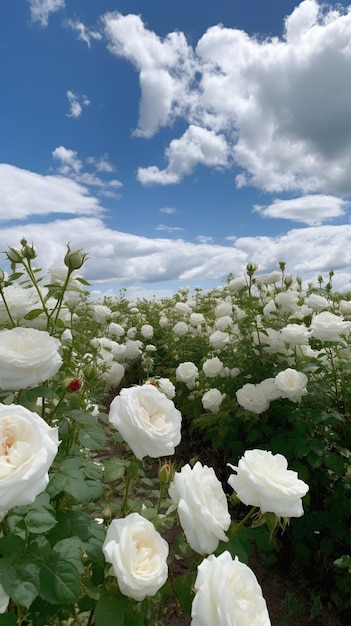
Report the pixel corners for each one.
[1,0,351,297]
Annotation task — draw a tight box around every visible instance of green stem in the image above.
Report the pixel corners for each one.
[156,482,166,514]
[0,284,16,327]
[230,506,257,537]
[122,469,133,517]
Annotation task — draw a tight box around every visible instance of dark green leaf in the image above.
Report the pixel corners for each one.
[39,559,80,604]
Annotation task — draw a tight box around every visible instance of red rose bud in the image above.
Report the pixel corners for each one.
[158,462,173,484]
[63,377,82,392]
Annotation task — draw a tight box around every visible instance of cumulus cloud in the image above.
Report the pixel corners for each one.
[137,125,230,185]
[66,90,90,118]
[0,164,101,220]
[1,217,351,292]
[254,195,349,225]
[27,0,65,26]
[155,225,185,233]
[103,2,351,195]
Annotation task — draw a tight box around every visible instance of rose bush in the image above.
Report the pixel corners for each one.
[102,512,169,601]
[0,327,62,390]
[0,404,59,515]
[191,552,271,626]
[168,461,230,554]
[109,383,182,459]
[228,449,309,517]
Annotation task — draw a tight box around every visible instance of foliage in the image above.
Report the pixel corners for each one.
[0,241,350,623]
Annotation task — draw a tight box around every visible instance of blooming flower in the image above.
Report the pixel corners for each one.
[228,449,309,518]
[191,552,271,626]
[202,388,226,414]
[102,513,169,601]
[274,368,308,402]
[310,311,351,342]
[202,357,223,378]
[0,327,62,390]
[168,461,230,555]
[176,362,199,387]
[236,383,270,414]
[109,384,182,460]
[0,404,59,516]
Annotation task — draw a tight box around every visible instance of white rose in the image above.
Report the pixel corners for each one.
[261,270,282,285]
[280,323,311,346]
[109,384,182,460]
[202,389,226,414]
[202,357,223,378]
[0,327,62,390]
[124,339,143,361]
[263,300,277,317]
[274,290,299,313]
[214,301,232,317]
[174,301,192,314]
[189,313,205,326]
[172,321,189,336]
[339,300,351,315]
[305,293,330,312]
[93,304,112,324]
[214,315,233,331]
[168,461,230,555]
[259,378,282,402]
[310,311,351,342]
[103,362,125,387]
[228,277,247,292]
[0,285,39,324]
[0,584,9,613]
[108,322,125,337]
[228,449,309,517]
[274,368,308,402]
[176,362,199,384]
[156,377,176,399]
[236,383,270,414]
[103,513,168,601]
[0,404,59,515]
[191,552,271,626]
[209,330,230,350]
[140,324,154,339]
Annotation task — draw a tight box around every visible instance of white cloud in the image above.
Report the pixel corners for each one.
[254,195,349,225]
[137,125,230,185]
[103,2,351,196]
[66,19,102,47]
[66,90,90,119]
[197,235,213,244]
[159,207,177,215]
[1,217,351,292]
[27,0,65,26]
[155,224,185,233]
[0,164,101,220]
[52,146,122,195]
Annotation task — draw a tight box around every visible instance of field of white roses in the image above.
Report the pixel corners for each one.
[0,241,351,625]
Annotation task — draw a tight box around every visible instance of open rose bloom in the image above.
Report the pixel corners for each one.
[228,449,309,518]
[0,404,59,516]
[103,513,169,601]
[191,552,271,626]
[109,383,182,459]
[168,461,230,555]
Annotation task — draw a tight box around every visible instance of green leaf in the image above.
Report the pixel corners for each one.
[94,592,127,626]
[52,537,84,574]
[172,571,195,616]
[39,558,80,604]
[23,308,45,320]
[0,559,40,608]
[0,615,17,626]
[324,452,346,476]
[0,535,25,557]
[78,423,106,450]
[75,276,91,286]
[25,508,57,534]
[334,554,351,569]
[103,458,127,482]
